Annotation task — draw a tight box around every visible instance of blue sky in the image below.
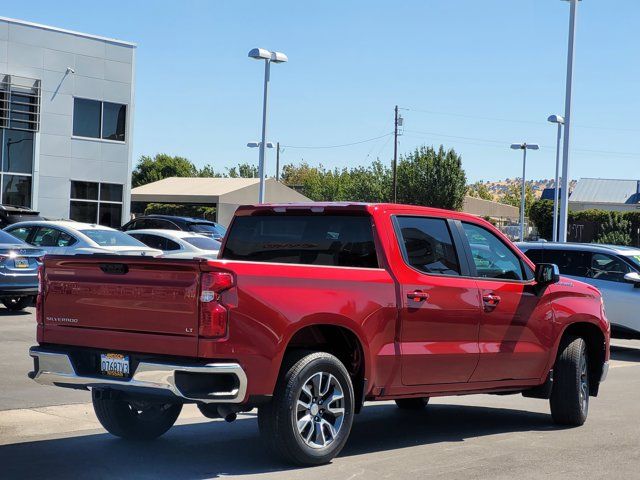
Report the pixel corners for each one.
[5,0,640,182]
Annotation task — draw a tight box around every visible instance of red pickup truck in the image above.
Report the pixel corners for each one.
[29,203,610,465]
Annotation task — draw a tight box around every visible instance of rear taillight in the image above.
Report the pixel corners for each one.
[199,271,234,338]
[36,264,44,325]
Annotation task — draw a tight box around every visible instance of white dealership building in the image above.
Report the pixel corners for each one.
[0,17,135,227]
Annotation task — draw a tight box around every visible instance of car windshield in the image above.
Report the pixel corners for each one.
[0,230,26,245]
[184,236,221,250]
[189,223,226,235]
[624,253,640,270]
[80,229,147,247]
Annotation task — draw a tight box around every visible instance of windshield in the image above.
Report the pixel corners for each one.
[190,223,226,235]
[625,253,640,270]
[184,236,221,250]
[80,229,147,248]
[0,230,27,245]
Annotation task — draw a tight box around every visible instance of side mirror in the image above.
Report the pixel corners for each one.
[623,272,640,288]
[535,263,560,285]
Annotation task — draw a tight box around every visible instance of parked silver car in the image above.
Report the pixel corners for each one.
[0,230,44,311]
[4,221,162,257]
[517,242,640,339]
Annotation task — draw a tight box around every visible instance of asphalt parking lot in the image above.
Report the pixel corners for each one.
[1,309,639,480]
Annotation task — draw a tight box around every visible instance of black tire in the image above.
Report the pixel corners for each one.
[395,397,430,410]
[2,296,32,311]
[92,390,182,440]
[258,351,355,466]
[550,336,589,426]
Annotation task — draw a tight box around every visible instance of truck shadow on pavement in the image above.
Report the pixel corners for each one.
[610,344,640,363]
[0,403,560,480]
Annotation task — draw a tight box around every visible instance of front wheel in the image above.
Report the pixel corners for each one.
[550,336,589,426]
[2,296,32,311]
[92,390,182,440]
[258,351,355,466]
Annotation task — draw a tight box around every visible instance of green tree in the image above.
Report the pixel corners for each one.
[528,199,554,240]
[227,163,259,178]
[467,181,493,200]
[396,145,467,210]
[132,153,198,187]
[500,182,536,217]
[595,212,632,246]
[198,164,224,178]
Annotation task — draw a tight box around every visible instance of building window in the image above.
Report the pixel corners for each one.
[0,128,34,207]
[72,98,127,142]
[70,181,123,228]
[0,75,41,132]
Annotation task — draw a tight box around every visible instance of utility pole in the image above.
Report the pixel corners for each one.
[275,142,280,181]
[392,105,399,203]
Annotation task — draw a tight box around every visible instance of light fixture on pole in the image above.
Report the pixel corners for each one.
[247,142,275,149]
[248,48,288,203]
[558,0,581,242]
[511,143,540,242]
[548,115,564,242]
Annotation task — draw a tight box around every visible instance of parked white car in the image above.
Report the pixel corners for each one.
[125,229,220,259]
[4,221,162,256]
[517,242,640,339]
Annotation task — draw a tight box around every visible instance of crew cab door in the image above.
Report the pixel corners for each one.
[458,221,553,382]
[393,215,481,385]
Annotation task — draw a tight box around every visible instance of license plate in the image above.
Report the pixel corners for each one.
[100,353,130,378]
[14,258,29,269]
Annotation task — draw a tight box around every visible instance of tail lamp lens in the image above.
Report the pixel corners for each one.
[199,271,234,338]
[36,264,44,324]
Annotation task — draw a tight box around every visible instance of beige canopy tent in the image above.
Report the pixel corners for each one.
[131,177,311,226]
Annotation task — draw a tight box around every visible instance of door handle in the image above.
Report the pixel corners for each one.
[482,293,501,309]
[407,291,429,302]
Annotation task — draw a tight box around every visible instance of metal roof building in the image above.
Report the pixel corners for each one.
[570,178,640,212]
[131,177,311,226]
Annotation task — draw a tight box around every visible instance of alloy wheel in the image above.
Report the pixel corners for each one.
[294,371,345,449]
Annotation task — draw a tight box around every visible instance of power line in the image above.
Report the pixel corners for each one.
[404,129,639,158]
[400,106,640,133]
[282,133,393,150]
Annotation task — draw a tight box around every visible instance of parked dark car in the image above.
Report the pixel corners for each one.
[0,229,44,311]
[0,205,44,229]
[121,215,227,240]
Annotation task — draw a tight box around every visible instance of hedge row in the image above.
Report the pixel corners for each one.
[144,203,216,220]
[529,199,640,245]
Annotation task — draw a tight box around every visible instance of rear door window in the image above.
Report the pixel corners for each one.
[523,248,543,264]
[395,216,460,276]
[543,249,590,278]
[33,228,61,247]
[221,215,378,268]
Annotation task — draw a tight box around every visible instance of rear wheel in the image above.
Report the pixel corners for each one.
[2,296,32,311]
[92,390,182,440]
[395,397,430,410]
[550,336,589,426]
[258,351,354,466]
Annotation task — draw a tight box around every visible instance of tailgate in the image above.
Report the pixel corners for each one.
[41,256,202,355]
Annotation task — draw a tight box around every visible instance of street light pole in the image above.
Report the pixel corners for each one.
[248,48,288,204]
[511,143,539,242]
[548,115,565,242]
[558,0,580,242]
[257,59,270,203]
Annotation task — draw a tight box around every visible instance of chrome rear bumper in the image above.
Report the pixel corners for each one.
[29,347,247,404]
